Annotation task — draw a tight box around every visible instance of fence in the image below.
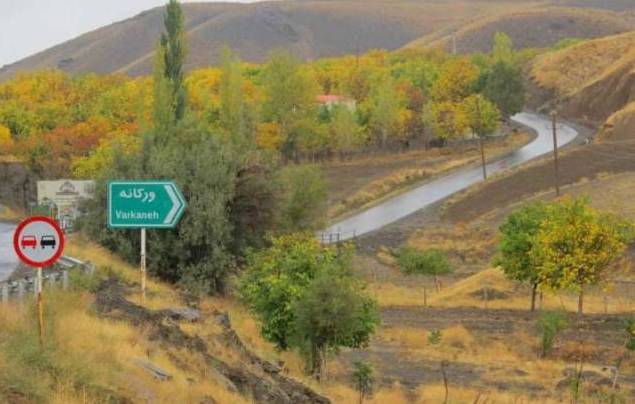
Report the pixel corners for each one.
[0,256,95,304]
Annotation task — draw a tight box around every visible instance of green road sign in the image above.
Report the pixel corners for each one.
[108,181,186,228]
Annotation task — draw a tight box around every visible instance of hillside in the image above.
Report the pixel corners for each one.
[0,0,546,81]
[531,31,635,136]
[405,7,634,54]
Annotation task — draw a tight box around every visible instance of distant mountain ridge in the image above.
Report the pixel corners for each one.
[1,0,633,81]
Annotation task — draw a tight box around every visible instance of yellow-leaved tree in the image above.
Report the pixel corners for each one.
[0,124,15,156]
[532,198,634,314]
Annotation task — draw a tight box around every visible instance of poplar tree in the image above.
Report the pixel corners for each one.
[159,0,187,124]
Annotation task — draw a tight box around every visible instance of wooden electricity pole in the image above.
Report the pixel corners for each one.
[551,110,560,197]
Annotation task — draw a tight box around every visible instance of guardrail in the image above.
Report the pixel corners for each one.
[0,257,95,304]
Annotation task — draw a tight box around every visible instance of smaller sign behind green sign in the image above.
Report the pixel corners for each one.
[108,181,186,228]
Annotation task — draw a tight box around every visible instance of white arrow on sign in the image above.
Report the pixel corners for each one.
[164,184,182,225]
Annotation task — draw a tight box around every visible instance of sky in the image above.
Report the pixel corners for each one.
[0,0,263,67]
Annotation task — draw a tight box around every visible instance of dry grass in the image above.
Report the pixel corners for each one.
[427,267,635,314]
[414,383,563,404]
[532,31,635,96]
[0,204,22,222]
[0,291,246,403]
[368,282,428,307]
[408,222,497,268]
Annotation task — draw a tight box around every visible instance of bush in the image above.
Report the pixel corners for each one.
[351,361,374,403]
[538,311,568,357]
[428,329,442,345]
[396,247,451,276]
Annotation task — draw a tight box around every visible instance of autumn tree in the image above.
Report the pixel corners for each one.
[431,58,478,103]
[496,202,549,311]
[532,198,634,314]
[427,101,468,143]
[463,94,501,179]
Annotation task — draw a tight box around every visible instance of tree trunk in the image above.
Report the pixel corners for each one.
[530,283,538,312]
[434,275,441,293]
[578,289,584,315]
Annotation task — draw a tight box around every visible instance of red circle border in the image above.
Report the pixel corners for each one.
[13,216,65,268]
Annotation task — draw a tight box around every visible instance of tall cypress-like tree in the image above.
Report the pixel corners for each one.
[159,0,187,124]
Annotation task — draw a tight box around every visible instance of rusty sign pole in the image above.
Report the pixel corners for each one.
[37,267,44,348]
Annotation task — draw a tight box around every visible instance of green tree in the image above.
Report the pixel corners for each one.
[328,105,365,158]
[219,47,253,149]
[492,32,514,64]
[262,50,318,159]
[292,267,379,380]
[538,311,568,357]
[366,75,402,147]
[152,44,174,134]
[240,234,351,349]
[482,61,525,119]
[462,94,501,179]
[276,165,327,233]
[351,361,374,404]
[496,202,549,311]
[397,247,452,292]
[82,118,237,293]
[532,198,633,314]
[160,0,187,123]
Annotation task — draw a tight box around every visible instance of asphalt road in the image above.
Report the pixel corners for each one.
[322,112,578,240]
[0,221,18,281]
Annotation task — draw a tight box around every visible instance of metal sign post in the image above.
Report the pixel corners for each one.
[108,181,186,299]
[12,216,65,348]
[141,228,147,300]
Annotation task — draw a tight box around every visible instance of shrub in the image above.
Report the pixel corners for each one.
[396,247,451,276]
[538,311,568,357]
[428,329,442,345]
[351,361,374,404]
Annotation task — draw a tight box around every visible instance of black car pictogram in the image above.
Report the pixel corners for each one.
[40,235,56,249]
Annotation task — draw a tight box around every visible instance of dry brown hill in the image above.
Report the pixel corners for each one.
[405,7,634,54]
[531,31,635,138]
[0,0,542,81]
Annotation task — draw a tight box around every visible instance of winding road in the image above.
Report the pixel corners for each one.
[322,112,578,240]
[0,113,578,279]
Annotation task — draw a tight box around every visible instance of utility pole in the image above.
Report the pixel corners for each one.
[477,98,487,180]
[551,110,560,197]
[451,30,457,55]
